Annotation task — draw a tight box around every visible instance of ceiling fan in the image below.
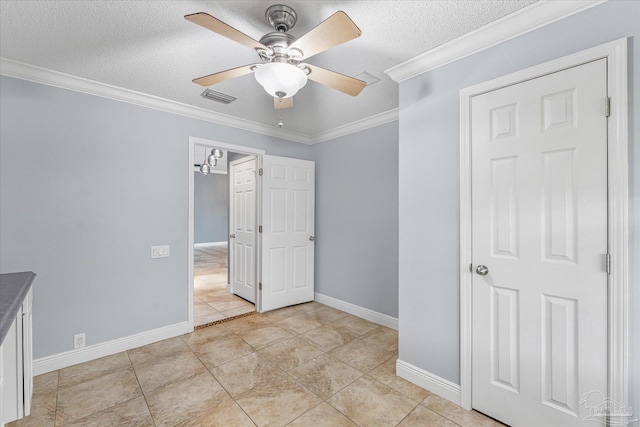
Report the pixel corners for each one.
[185,4,367,109]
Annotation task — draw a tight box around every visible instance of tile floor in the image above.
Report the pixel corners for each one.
[194,245,255,327]
[10,302,505,427]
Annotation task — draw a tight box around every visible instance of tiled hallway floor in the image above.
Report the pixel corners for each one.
[11,302,504,427]
[194,245,254,327]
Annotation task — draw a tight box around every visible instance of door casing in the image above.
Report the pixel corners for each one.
[459,38,629,413]
[188,136,265,332]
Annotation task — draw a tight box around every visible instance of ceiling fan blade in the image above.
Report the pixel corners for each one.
[193,64,257,87]
[289,11,361,60]
[274,97,294,109]
[305,64,366,96]
[185,12,267,51]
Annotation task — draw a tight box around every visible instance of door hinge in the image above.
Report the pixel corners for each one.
[605,97,611,117]
[259,225,262,233]
[259,282,262,290]
[606,254,611,275]
[259,168,263,176]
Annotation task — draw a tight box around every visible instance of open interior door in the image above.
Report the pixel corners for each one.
[260,155,315,312]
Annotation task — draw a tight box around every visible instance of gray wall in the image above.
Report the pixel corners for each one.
[397,1,639,413]
[194,172,228,244]
[312,122,399,318]
[0,76,313,358]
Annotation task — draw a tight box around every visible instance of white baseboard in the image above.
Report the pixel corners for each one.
[396,359,461,405]
[194,241,227,248]
[33,321,189,375]
[313,292,398,330]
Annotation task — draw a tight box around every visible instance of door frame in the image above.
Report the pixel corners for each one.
[188,136,264,332]
[459,38,629,412]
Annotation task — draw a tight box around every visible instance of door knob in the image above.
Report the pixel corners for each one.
[309,236,315,241]
[475,265,489,276]
[229,234,236,239]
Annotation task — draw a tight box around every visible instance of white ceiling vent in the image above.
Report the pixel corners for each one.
[355,72,381,86]
[200,88,237,104]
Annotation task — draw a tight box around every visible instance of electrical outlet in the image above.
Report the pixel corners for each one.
[73,333,86,349]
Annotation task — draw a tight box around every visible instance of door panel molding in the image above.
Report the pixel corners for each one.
[459,37,628,414]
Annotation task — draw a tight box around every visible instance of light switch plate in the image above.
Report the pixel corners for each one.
[151,245,170,258]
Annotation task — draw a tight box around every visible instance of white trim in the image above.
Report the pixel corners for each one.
[32,322,188,375]
[310,109,398,144]
[314,292,398,330]
[459,38,629,411]
[385,0,607,83]
[396,359,461,405]
[188,137,264,328]
[193,241,227,248]
[1,57,396,145]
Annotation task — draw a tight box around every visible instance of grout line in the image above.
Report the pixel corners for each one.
[125,351,157,427]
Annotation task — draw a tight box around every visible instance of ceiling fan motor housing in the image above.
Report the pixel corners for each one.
[266,4,297,32]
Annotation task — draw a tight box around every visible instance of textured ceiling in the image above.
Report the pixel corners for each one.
[0,0,536,137]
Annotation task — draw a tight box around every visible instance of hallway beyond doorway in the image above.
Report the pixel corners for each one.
[194,245,254,327]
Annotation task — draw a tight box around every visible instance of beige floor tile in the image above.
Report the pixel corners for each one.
[224,314,273,334]
[289,354,363,399]
[301,306,350,324]
[128,337,190,367]
[145,371,230,427]
[174,398,256,427]
[235,375,321,427]
[361,326,399,352]
[276,314,322,335]
[194,335,255,367]
[238,325,294,350]
[61,396,154,427]
[7,390,56,427]
[194,307,226,324]
[58,352,131,387]
[55,367,141,426]
[330,315,379,337]
[181,324,233,351]
[259,305,307,322]
[258,337,323,371]
[288,402,357,427]
[422,395,505,427]
[134,350,207,394]
[329,339,395,373]
[369,355,430,402]
[208,298,252,312]
[295,301,324,312]
[212,352,285,396]
[33,371,59,396]
[397,404,459,427]
[221,304,255,317]
[298,325,356,352]
[327,376,417,427]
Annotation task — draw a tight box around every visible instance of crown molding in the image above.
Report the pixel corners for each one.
[0,58,312,144]
[385,0,608,83]
[0,58,398,145]
[309,108,398,144]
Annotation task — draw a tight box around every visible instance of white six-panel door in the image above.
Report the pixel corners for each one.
[471,59,608,426]
[260,155,315,312]
[229,157,257,303]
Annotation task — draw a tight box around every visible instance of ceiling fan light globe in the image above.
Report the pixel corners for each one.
[200,163,210,175]
[207,155,218,167]
[254,63,307,98]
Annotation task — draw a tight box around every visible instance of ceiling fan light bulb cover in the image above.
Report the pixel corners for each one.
[254,63,307,98]
[207,155,218,167]
[200,163,210,175]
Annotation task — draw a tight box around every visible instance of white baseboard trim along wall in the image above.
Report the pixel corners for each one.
[396,359,462,405]
[193,241,227,248]
[33,321,189,375]
[313,292,398,330]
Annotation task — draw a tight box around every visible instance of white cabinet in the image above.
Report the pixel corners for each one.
[1,287,33,425]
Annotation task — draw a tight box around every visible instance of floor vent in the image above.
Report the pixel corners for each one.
[200,88,237,104]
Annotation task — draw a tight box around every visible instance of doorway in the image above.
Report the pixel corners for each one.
[459,39,629,426]
[188,138,265,330]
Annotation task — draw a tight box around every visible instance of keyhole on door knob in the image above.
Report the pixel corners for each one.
[476,265,489,276]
